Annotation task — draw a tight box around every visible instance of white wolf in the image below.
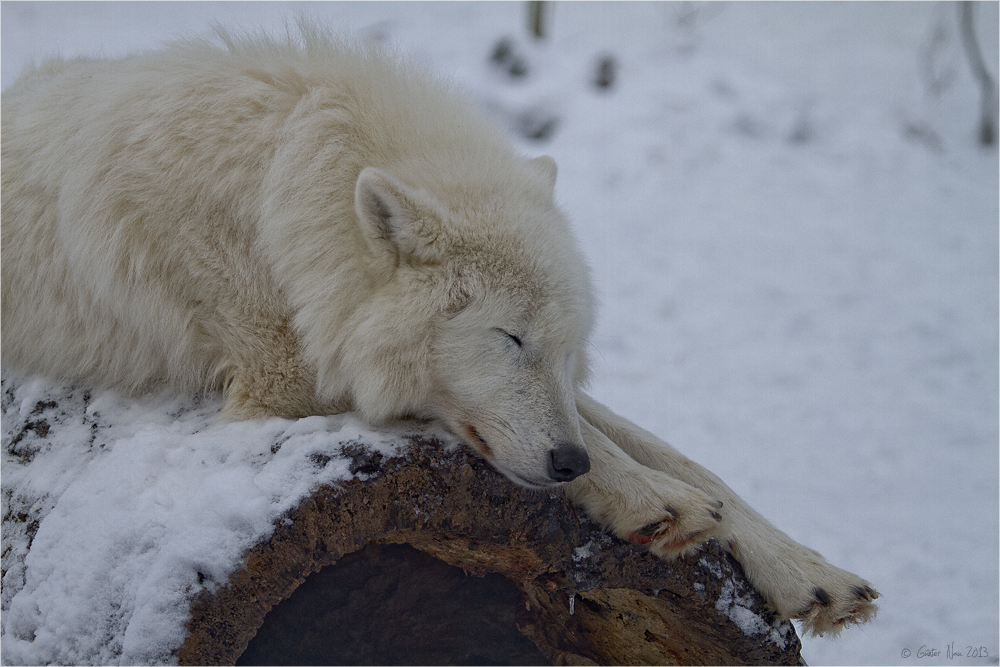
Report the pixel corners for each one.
[1,26,877,635]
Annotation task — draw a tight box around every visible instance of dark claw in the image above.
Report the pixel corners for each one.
[813,587,831,606]
[715,500,724,508]
[853,585,879,601]
[710,510,723,521]
[635,521,663,538]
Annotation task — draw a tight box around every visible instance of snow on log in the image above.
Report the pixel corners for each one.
[2,374,801,665]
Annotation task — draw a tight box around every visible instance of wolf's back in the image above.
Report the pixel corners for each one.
[0,27,530,398]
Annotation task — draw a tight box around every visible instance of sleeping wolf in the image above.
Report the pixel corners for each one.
[1,26,877,635]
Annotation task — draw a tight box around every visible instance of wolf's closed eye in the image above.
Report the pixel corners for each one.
[497,329,523,348]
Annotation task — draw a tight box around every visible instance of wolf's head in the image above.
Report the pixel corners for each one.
[338,156,594,488]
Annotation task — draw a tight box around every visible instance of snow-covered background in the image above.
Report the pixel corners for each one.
[1,2,997,665]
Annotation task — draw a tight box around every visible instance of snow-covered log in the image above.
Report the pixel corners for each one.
[2,374,801,665]
[177,440,804,665]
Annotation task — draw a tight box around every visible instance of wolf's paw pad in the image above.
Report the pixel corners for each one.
[629,500,724,559]
[796,582,880,636]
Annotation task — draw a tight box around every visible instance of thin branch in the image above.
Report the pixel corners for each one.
[958,1,998,145]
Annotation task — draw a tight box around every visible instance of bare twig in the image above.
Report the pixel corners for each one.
[528,1,546,40]
[958,1,998,145]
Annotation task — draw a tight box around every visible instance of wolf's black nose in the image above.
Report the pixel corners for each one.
[548,444,590,482]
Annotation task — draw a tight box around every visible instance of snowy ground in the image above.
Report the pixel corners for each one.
[2,2,997,665]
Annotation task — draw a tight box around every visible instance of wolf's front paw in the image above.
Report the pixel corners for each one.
[743,538,880,636]
[562,443,726,561]
[618,477,725,560]
[628,498,724,559]
[728,531,879,636]
[793,572,880,637]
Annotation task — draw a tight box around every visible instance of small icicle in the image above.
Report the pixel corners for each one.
[568,592,576,616]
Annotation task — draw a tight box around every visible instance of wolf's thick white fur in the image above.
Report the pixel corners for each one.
[1,26,877,635]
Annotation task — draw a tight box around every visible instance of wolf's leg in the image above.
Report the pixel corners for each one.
[223,359,322,420]
[563,416,725,559]
[217,318,328,420]
[576,392,878,636]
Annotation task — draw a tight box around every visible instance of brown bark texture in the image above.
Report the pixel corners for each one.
[177,435,802,666]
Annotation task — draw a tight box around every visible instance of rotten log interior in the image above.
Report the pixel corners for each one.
[236,542,548,666]
[179,436,803,666]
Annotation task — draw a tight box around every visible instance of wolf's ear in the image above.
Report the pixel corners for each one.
[529,155,558,190]
[355,167,444,264]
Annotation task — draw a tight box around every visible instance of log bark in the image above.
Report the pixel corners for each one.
[177,435,802,666]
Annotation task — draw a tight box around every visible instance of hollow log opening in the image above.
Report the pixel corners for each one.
[236,542,547,666]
